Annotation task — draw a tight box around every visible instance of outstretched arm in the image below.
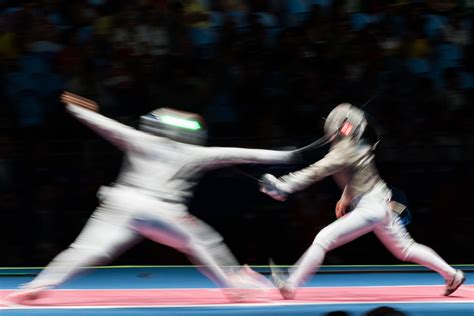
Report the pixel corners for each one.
[61,92,145,151]
[260,144,350,200]
[204,146,297,166]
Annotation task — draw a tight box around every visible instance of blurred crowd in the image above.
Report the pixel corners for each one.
[0,0,473,266]
[0,0,473,139]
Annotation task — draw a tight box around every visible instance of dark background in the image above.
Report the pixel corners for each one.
[0,0,473,267]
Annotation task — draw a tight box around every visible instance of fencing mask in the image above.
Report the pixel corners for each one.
[139,108,208,145]
[324,103,368,142]
[292,103,370,154]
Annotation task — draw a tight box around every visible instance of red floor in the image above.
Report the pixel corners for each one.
[2,285,473,308]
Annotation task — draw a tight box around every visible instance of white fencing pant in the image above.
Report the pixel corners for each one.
[28,186,239,290]
[287,187,457,288]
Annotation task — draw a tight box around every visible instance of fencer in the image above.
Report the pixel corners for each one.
[7,92,295,303]
[260,103,465,299]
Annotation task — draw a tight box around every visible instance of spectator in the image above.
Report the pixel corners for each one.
[365,306,406,316]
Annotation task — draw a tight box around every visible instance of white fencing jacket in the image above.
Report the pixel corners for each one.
[276,138,390,205]
[67,104,294,207]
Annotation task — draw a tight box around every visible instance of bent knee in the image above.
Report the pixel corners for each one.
[313,229,335,252]
[67,244,113,263]
[184,233,224,253]
[390,241,418,262]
